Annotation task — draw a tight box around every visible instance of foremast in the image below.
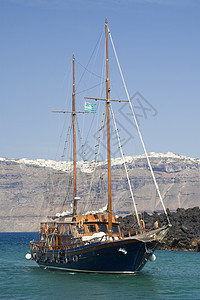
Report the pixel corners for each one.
[52,54,79,216]
[72,54,77,215]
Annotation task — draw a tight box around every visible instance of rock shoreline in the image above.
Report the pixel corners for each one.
[119,207,200,252]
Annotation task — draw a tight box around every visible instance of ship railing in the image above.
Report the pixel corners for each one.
[121,227,167,240]
[30,234,123,252]
[121,228,151,238]
[30,240,40,250]
[30,238,86,251]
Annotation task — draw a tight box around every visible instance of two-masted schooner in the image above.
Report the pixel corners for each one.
[27,19,171,273]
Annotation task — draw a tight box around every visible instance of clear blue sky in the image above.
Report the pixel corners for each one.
[1,0,200,160]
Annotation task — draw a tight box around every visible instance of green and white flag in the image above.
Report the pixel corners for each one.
[84,102,96,113]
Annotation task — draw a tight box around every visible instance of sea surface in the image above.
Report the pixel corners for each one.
[0,233,199,300]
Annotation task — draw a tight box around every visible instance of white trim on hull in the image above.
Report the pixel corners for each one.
[39,264,136,274]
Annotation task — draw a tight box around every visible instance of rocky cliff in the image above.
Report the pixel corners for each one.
[0,152,199,232]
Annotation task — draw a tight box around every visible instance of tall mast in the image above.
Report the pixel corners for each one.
[105,19,112,237]
[72,54,77,215]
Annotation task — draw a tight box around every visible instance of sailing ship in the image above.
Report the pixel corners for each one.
[27,19,171,273]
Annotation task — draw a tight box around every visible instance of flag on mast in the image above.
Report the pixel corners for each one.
[84,102,96,113]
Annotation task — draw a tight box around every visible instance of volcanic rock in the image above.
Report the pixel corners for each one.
[120,207,200,251]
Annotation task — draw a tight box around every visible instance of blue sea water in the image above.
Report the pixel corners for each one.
[0,233,199,299]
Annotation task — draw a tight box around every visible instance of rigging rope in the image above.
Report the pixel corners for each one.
[85,104,106,206]
[81,41,107,212]
[93,42,107,161]
[61,115,73,161]
[75,82,105,96]
[55,115,69,161]
[76,29,104,91]
[61,176,73,208]
[76,117,87,161]
[108,26,171,225]
[110,103,141,228]
[75,59,105,81]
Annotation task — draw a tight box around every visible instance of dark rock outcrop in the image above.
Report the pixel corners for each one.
[119,207,200,252]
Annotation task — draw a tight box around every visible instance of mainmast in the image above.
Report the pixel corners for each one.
[72,54,77,215]
[105,19,112,237]
[84,19,130,234]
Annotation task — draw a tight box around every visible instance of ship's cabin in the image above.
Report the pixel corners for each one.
[38,214,121,248]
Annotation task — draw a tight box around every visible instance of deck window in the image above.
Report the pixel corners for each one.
[98,224,107,233]
[87,224,96,233]
[63,224,68,235]
[112,225,119,234]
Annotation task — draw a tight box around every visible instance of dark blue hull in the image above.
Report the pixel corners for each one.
[32,238,157,274]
